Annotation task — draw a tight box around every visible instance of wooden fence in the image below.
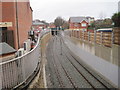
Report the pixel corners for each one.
[69,27,120,47]
[89,32,94,43]
[102,32,112,47]
[113,28,120,45]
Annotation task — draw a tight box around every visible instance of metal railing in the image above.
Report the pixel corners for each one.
[0,30,50,89]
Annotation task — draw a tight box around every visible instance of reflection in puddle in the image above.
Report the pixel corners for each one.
[68,36,119,67]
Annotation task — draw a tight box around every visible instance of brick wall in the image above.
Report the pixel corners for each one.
[1,2,32,50]
[17,2,32,48]
[69,20,88,30]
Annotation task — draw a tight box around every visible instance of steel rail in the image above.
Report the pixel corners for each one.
[54,36,78,89]
[60,35,112,89]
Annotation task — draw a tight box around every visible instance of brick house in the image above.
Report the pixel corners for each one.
[0,1,33,50]
[69,17,89,31]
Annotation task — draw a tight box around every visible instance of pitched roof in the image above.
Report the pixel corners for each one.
[32,22,45,25]
[69,17,88,23]
[0,42,16,56]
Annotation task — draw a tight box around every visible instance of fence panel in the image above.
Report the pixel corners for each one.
[84,31,88,41]
[96,32,101,45]
[73,30,76,37]
[113,29,120,45]
[75,31,77,38]
[102,32,112,47]
[79,30,82,39]
[68,28,120,47]
[89,32,94,43]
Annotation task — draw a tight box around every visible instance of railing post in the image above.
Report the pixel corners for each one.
[88,31,90,42]
[73,30,74,37]
[76,30,77,38]
[101,32,103,45]
[72,30,73,37]
[111,31,114,45]
[94,30,96,43]
[83,30,84,41]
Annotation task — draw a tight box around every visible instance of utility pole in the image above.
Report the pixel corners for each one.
[15,0,20,49]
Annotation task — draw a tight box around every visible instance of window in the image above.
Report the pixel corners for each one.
[81,23,86,27]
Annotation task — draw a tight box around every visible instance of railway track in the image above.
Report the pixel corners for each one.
[53,36,79,89]
[46,37,74,88]
[45,34,115,89]
[60,35,115,89]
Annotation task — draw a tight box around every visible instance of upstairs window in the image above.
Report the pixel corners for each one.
[81,23,86,27]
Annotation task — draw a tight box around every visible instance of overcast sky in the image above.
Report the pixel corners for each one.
[30,0,119,23]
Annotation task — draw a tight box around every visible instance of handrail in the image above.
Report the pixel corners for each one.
[0,30,50,65]
[0,30,50,89]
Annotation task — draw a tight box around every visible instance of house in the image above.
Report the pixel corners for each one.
[32,20,47,30]
[0,1,33,50]
[0,42,16,62]
[69,17,89,31]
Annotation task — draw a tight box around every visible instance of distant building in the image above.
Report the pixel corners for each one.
[0,42,16,62]
[86,17,95,25]
[32,20,47,30]
[0,1,33,50]
[48,23,56,28]
[118,1,120,12]
[69,17,89,31]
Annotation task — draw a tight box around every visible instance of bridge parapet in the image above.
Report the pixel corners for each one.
[0,31,50,89]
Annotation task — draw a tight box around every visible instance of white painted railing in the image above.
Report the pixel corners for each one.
[0,30,50,89]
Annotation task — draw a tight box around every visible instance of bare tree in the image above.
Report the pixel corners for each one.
[62,21,69,29]
[54,17,65,29]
